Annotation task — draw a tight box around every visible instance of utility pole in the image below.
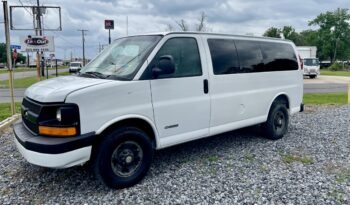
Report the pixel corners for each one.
[2,0,15,115]
[126,16,128,36]
[78,29,88,66]
[35,0,43,79]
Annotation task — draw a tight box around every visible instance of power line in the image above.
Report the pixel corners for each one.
[17,0,33,16]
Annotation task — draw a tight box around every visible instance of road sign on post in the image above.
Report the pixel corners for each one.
[10,45,21,49]
[105,19,114,44]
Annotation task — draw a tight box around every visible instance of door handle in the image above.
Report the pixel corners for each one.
[203,79,209,94]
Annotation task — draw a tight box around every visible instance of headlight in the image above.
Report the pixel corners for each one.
[56,108,62,122]
[38,104,80,137]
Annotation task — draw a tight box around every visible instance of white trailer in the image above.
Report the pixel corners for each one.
[297,46,320,78]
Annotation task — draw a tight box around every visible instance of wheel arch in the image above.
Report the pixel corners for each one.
[267,93,290,114]
[95,115,160,149]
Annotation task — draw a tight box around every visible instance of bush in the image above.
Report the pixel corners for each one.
[329,62,343,71]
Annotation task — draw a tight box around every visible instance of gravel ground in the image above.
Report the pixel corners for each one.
[0,105,349,204]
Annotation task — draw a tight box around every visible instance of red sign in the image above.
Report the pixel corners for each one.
[24,36,49,46]
[105,20,114,30]
[13,48,17,60]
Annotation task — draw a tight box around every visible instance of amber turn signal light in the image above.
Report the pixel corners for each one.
[39,126,77,137]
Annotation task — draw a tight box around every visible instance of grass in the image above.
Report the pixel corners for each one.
[303,93,347,105]
[320,70,350,77]
[207,156,219,162]
[328,189,345,203]
[281,153,314,165]
[335,169,350,183]
[0,72,70,88]
[0,103,21,122]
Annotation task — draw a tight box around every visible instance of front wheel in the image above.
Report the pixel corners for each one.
[261,103,289,140]
[93,127,154,189]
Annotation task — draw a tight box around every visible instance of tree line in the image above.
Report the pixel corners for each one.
[0,43,26,65]
[263,8,350,63]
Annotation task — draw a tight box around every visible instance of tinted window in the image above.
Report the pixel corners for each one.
[148,38,202,79]
[208,39,240,74]
[234,40,264,73]
[260,42,298,71]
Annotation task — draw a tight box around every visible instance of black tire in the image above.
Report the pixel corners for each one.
[93,127,154,189]
[310,75,317,79]
[261,102,289,140]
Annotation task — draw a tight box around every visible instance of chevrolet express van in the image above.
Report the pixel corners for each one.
[14,32,303,189]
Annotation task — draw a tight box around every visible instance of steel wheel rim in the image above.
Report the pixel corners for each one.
[274,111,285,134]
[111,141,143,177]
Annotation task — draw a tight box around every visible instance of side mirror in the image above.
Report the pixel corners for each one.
[152,55,175,78]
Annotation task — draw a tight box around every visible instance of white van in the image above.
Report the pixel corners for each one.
[14,32,303,189]
[303,58,320,78]
[69,61,83,73]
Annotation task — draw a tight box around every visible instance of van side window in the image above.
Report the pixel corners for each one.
[208,39,240,75]
[234,40,264,73]
[259,42,298,71]
[148,37,202,79]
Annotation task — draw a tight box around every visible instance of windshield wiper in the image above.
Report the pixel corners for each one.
[80,71,108,79]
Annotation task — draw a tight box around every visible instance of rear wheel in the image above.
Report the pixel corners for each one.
[310,75,317,79]
[93,127,153,189]
[261,102,289,140]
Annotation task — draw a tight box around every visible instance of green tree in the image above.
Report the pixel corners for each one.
[309,8,350,62]
[299,29,319,46]
[0,43,26,65]
[263,27,281,38]
[263,26,303,45]
[0,43,6,63]
[281,26,303,46]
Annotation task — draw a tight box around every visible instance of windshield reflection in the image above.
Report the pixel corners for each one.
[80,35,162,80]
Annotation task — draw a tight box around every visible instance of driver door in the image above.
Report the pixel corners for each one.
[145,36,210,147]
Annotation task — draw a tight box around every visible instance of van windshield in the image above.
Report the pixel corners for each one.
[303,58,319,66]
[70,63,81,67]
[80,35,162,80]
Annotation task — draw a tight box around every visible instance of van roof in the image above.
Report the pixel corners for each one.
[128,31,293,43]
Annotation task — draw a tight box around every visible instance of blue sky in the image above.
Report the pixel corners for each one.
[1,0,349,60]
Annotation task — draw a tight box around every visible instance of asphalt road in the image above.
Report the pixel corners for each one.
[0,68,68,81]
[0,75,349,103]
[0,88,25,103]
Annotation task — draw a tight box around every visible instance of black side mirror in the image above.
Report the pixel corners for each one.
[152,55,175,78]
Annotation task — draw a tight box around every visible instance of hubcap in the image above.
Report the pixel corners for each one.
[274,111,285,134]
[111,141,143,177]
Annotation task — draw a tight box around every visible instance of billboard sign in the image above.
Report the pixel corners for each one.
[105,20,114,29]
[20,36,55,52]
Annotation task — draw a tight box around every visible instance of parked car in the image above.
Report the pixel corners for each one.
[69,62,83,73]
[13,32,304,189]
[0,63,5,68]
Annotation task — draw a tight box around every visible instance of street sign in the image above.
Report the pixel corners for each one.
[20,36,55,52]
[105,20,114,30]
[10,45,21,49]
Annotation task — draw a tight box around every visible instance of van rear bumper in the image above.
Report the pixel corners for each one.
[13,122,96,168]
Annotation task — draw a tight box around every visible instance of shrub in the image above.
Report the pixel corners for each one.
[329,62,343,71]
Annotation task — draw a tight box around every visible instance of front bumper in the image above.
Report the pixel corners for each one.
[13,121,96,168]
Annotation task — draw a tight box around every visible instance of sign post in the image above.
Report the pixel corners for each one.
[104,20,114,44]
[3,0,16,115]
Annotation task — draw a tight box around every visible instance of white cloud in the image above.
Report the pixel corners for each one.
[1,0,349,59]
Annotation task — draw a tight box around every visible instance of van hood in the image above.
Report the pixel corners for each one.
[25,75,112,102]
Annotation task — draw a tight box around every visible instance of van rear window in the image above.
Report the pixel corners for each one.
[208,39,298,75]
[260,42,298,71]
